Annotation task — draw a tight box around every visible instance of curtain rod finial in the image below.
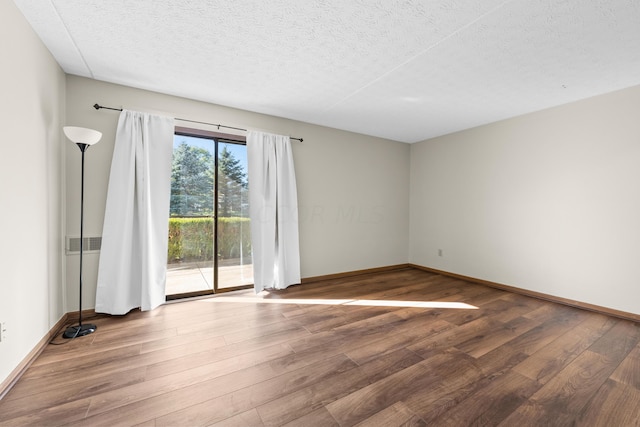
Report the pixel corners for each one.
[93,103,100,110]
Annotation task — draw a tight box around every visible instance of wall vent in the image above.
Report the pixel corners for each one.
[66,236,102,254]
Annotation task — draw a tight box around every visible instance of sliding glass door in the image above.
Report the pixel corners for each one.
[166,130,252,298]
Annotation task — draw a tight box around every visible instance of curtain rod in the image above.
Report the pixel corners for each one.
[93,103,303,142]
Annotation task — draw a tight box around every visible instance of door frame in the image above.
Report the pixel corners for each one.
[166,126,253,300]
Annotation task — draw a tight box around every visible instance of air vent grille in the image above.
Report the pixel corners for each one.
[66,236,102,254]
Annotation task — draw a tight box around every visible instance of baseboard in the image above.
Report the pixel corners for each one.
[65,308,99,322]
[0,314,69,401]
[301,264,413,284]
[410,264,640,323]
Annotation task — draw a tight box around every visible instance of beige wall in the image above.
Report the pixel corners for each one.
[5,0,639,389]
[410,84,640,315]
[65,76,411,310]
[0,0,66,385]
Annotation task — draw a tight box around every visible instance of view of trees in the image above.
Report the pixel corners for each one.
[170,142,248,218]
[170,143,214,216]
[218,146,249,217]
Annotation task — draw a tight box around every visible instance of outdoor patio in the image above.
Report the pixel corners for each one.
[166,260,253,295]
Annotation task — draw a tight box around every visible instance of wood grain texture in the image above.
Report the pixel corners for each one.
[0,267,638,426]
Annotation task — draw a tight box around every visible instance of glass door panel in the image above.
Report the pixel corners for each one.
[166,135,215,296]
[216,142,253,289]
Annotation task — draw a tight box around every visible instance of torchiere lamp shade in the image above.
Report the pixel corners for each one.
[63,126,102,145]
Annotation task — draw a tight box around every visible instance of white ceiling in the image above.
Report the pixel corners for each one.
[12,0,640,143]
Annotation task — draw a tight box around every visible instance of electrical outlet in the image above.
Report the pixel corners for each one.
[438,249,443,257]
[0,322,6,342]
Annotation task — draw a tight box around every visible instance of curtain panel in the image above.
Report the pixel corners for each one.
[95,110,174,314]
[247,131,301,293]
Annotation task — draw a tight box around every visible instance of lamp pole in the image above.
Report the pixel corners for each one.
[63,127,101,339]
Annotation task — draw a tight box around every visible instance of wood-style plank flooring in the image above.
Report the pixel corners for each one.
[1,268,639,426]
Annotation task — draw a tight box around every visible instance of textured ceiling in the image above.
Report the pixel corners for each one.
[12,0,640,143]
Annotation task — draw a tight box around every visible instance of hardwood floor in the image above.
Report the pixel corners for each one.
[1,267,639,426]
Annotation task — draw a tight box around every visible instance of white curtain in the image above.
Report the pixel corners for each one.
[95,110,174,314]
[247,131,301,293]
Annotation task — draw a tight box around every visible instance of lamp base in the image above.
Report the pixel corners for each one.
[62,323,97,339]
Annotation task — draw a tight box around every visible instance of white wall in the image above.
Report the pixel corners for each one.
[0,0,66,386]
[65,76,410,310]
[410,85,640,315]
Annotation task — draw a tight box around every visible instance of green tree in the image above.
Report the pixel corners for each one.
[218,146,248,217]
[170,142,214,216]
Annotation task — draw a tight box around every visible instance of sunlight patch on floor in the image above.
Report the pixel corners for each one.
[200,295,478,309]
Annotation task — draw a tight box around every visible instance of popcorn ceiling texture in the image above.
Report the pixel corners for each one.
[13,0,640,142]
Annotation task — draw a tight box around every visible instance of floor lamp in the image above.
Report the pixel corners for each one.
[63,126,102,339]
